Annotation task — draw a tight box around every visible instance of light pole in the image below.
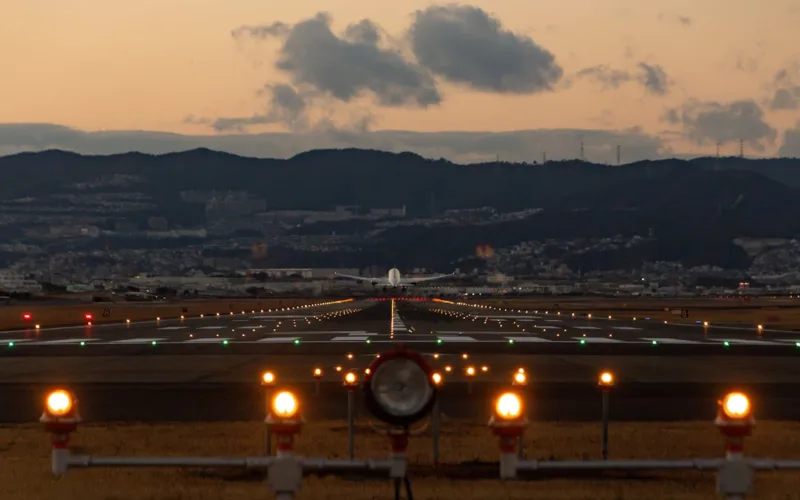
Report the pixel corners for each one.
[598,371,614,460]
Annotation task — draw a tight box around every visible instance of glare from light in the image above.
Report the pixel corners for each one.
[517,367,525,373]
[722,392,751,419]
[599,371,614,386]
[432,372,442,385]
[345,372,357,384]
[313,368,322,377]
[271,391,299,418]
[262,371,275,384]
[46,390,73,416]
[466,366,475,376]
[494,392,522,420]
[513,372,527,384]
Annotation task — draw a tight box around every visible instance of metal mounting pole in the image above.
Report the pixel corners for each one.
[432,397,440,466]
[601,389,610,460]
[347,389,355,460]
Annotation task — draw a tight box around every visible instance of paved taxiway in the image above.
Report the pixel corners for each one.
[2,299,799,423]
[0,299,798,356]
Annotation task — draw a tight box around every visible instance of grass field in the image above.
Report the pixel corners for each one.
[471,297,800,329]
[4,419,800,499]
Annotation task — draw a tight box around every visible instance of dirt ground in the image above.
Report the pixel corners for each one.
[4,419,800,499]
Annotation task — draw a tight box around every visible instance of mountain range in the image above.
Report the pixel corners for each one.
[2,148,800,271]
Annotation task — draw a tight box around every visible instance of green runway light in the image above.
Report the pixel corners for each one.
[294,339,300,344]
[222,340,229,345]
[508,339,514,344]
[723,341,730,347]
[151,340,157,345]
[7,342,13,347]
[80,341,86,346]
[579,339,586,345]
[365,338,371,343]
[436,339,443,344]
[796,342,800,347]
[652,340,658,345]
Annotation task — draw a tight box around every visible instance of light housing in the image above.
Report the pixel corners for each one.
[313,368,322,379]
[721,392,751,419]
[512,371,527,386]
[362,346,438,426]
[269,390,299,419]
[598,371,614,388]
[261,371,276,386]
[493,392,524,421]
[46,390,74,417]
[344,372,358,387]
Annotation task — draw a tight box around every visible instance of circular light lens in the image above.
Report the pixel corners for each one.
[262,371,275,384]
[599,372,613,385]
[370,357,433,418]
[495,392,522,420]
[47,390,73,416]
[271,391,298,418]
[723,392,750,418]
[513,372,526,384]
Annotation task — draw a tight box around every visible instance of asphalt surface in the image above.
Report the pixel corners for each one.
[2,299,799,423]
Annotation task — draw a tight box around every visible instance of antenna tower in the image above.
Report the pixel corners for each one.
[579,139,584,161]
[716,142,721,157]
[739,139,744,158]
[542,151,547,164]
[616,144,621,165]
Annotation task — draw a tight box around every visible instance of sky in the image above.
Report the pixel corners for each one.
[2,0,800,163]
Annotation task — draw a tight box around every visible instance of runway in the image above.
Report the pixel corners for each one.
[0,299,798,355]
[1,299,798,423]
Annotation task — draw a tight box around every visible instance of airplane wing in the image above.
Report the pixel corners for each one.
[399,273,455,285]
[334,273,388,285]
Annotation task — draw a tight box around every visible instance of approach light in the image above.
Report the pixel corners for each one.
[270,391,299,419]
[313,368,322,378]
[344,372,357,386]
[432,372,443,385]
[466,366,476,376]
[363,347,438,426]
[45,390,74,417]
[22,313,32,321]
[84,313,92,321]
[722,392,751,419]
[494,392,523,420]
[599,371,614,387]
[261,371,275,386]
[512,372,527,386]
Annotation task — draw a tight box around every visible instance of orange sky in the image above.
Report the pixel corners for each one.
[2,0,799,155]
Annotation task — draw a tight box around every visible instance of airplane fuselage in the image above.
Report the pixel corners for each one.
[387,268,401,287]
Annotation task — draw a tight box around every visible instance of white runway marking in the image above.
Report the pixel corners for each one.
[533,325,560,330]
[331,336,369,341]
[641,337,701,344]
[613,326,642,330]
[237,325,265,330]
[709,339,785,345]
[185,337,230,343]
[575,326,601,330]
[158,326,186,330]
[109,338,165,344]
[506,337,553,343]
[196,326,226,330]
[1,339,32,343]
[436,336,477,342]
[35,338,98,345]
[573,337,622,343]
[257,337,298,343]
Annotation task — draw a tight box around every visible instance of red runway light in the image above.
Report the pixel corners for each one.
[84,313,93,320]
[22,313,32,320]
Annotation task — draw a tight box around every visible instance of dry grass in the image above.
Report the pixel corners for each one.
[4,419,800,499]
[0,298,322,330]
[474,298,800,329]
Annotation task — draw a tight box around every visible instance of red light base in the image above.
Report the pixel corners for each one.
[265,417,303,452]
[489,417,527,453]
[388,427,409,454]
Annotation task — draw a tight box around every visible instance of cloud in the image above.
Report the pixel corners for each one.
[212,83,310,132]
[663,100,777,151]
[575,65,631,90]
[769,64,800,110]
[657,13,692,26]
[0,123,666,164]
[779,122,800,157]
[407,4,562,93]
[636,63,669,95]
[574,63,671,95]
[233,13,441,108]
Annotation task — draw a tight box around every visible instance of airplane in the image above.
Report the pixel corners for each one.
[334,268,454,289]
